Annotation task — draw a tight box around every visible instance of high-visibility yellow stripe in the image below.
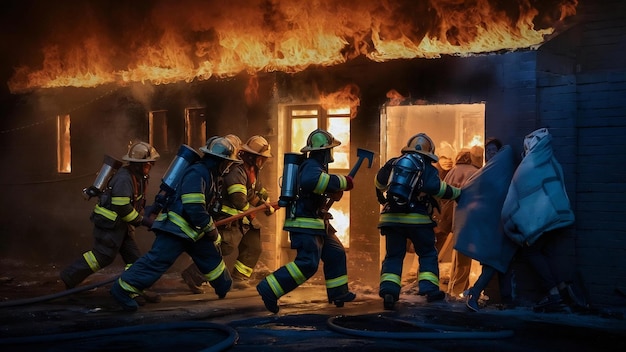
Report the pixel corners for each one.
[83,251,100,272]
[203,260,227,282]
[234,260,253,277]
[181,193,205,204]
[418,271,440,286]
[266,274,284,298]
[221,205,239,216]
[118,278,142,297]
[122,209,139,222]
[227,184,247,195]
[94,204,117,221]
[379,213,432,225]
[313,173,330,194]
[284,217,325,230]
[111,196,130,205]
[337,175,347,189]
[380,272,401,285]
[166,211,204,241]
[286,262,307,285]
[326,274,348,289]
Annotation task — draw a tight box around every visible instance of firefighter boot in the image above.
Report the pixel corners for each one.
[330,291,356,307]
[60,258,95,289]
[110,281,139,312]
[256,280,279,314]
[181,264,205,294]
[231,269,251,290]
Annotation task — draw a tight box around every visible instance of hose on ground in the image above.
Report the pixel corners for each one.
[0,276,118,308]
[0,321,238,352]
[327,314,514,340]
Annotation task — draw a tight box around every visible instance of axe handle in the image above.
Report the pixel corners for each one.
[215,201,280,227]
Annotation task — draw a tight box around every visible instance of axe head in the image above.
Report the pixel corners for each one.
[357,148,374,168]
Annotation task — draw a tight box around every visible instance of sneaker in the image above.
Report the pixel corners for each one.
[181,270,204,294]
[383,294,396,310]
[256,283,279,314]
[533,294,563,312]
[465,291,479,312]
[426,290,446,302]
[330,291,356,307]
[110,282,139,312]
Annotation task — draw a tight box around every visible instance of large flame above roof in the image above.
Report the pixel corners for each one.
[7,0,578,93]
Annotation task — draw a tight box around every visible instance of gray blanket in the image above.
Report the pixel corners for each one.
[453,145,517,273]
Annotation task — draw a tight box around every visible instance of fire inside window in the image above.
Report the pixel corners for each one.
[289,106,351,247]
[57,114,71,173]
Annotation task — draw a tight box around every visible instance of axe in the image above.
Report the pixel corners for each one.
[215,201,280,227]
[325,147,375,210]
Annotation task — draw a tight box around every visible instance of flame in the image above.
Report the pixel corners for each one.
[8,0,578,93]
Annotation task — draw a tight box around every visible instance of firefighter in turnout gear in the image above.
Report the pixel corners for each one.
[375,133,461,310]
[181,135,275,292]
[256,129,355,314]
[110,136,241,312]
[180,134,243,294]
[60,141,161,303]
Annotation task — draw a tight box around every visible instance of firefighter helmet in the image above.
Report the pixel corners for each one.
[123,141,160,162]
[300,129,341,152]
[199,136,242,163]
[241,135,272,158]
[401,133,438,162]
[224,134,243,151]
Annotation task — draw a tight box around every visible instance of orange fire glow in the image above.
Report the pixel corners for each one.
[8,0,578,93]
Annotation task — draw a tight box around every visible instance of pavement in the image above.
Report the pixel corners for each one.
[1,263,626,351]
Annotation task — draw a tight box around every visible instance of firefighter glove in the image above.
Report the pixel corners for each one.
[329,191,343,202]
[264,199,275,216]
[141,215,155,228]
[206,227,220,242]
[344,175,354,191]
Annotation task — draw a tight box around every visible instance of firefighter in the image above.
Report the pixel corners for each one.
[180,133,243,294]
[256,129,355,314]
[375,133,461,310]
[60,141,160,303]
[110,136,241,312]
[181,135,275,292]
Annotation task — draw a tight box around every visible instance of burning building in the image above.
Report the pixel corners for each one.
[0,0,624,309]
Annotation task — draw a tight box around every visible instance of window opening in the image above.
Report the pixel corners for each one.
[57,114,71,173]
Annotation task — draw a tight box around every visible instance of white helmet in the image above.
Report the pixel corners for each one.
[122,141,160,162]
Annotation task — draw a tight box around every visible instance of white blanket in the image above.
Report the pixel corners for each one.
[501,128,575,246]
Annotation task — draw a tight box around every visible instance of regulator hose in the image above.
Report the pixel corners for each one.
[327,314,514,340]
[0,321,238,352]
[0,276,117,308]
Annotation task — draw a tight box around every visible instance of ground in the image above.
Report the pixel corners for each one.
[1,259,625,351]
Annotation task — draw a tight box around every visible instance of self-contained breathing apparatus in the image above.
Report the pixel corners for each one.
[278,152,305,219]
[144,144,201,216]
[386,152,425,208]
[82,155,123,200]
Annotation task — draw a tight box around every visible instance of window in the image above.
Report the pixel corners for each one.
[185,108,207,149]
[288,105,351,247]
[149,110,168,153]
[57,114,71,173]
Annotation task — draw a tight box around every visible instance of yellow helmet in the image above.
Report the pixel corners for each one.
[401,133,438,162]
[199,136,242,163]
[241,135,272,158]
[122,141,160,162]
[300,129,341,152]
